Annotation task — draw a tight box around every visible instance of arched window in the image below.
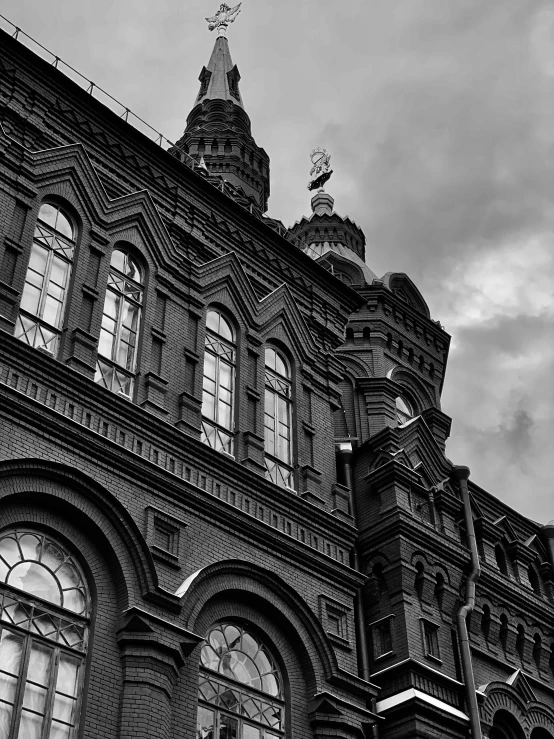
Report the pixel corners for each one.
[201,310,236,455]
[15,203,76,355]
[490,709,526,739]
[495,544,509,576]
[531,729,554,739]
[516,624,525,660]
[264,347,293,489]
[335,271,352,285]
[528,565,541,596]
[414,562,425,600]
[533,633,542,670]
[499,614,509,651]
[0,529,90,739]
[434,573,445,611]
[481,604,491,641]
[95,248,144,397]
[197,622,284,739]
[395,394,414,425]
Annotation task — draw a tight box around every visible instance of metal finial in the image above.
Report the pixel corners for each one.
[205,3,242,37]
[307,147,333,191]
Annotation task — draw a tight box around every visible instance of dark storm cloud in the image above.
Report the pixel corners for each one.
[336,0,554,283]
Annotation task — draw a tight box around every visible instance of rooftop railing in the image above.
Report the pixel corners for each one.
[0,14,311,254]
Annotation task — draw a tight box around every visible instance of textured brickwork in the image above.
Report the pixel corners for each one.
[0,24,553,739]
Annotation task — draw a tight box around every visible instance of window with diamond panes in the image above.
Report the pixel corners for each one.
[0,530,90,739]
[201,310,236,455]
[264,348,293,489]
[197,623,284,739]
[95,248,144,397]
[15,203,76,356]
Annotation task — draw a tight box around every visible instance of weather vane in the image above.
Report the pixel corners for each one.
[307,147,333,191]
[205,3,242,37]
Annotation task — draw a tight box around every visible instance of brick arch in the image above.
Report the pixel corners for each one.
[364,552,391,576]
[481,684,532,731]
[429,561,452,587]
[410,550,431,569]
[528,707,554,738]
[386,365,435,411]
[0,458,163,611]
[177,559,339,692]
[186,600,315,739]
[0,497,124,738]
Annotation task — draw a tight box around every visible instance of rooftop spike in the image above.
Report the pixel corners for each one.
[289,148,375,283]
[205,3,242,37]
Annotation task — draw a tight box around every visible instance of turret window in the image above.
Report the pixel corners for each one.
[0,529,90,739]
[15,203,76,356]
[95,248,144,397]
[201,310,236,455]
[197,623,284,739]
[395,395,414,424]
[264,348,293,489]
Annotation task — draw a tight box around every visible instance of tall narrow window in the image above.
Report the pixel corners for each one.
[0,529,90,739]
[264,347,293,489]
[95,248,143,397]
[197,622,284,739]
[201,310,236,455]
[15,203,76,355]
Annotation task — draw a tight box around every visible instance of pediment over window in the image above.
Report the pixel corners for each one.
[506,670,537,704]
[493,515,519,543]
[196,252,318,363]
[5,135,182,270]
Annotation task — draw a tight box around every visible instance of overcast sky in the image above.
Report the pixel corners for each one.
[2,0,553,524]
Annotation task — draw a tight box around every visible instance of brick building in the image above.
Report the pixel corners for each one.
[0,14,553,739]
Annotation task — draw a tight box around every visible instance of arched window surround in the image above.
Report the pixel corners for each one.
[263,343,295,491]
[0,528,91,739]
[94,244,146,399]
[197,621,285,739]
[395,393,415,425]
[201,307,238,456]
[15,200,80,357]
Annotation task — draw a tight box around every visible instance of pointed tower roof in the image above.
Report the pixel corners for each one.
[194,36,244,109]
[173,4,270,212]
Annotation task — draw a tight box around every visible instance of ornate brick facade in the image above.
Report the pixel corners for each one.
[0,22,552,739]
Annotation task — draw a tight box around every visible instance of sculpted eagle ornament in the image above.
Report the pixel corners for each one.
[206,3,242,34]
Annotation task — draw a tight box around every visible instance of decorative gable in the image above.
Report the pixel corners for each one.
[506,670,537,704]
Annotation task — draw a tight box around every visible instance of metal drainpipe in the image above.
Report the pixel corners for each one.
[337,444,379,737]
[338,443,370,682]
[451,465,482,739]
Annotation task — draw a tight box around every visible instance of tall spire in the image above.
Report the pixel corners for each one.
[173,3,270,212]
[195,3,244,109]
[194,36,244,109]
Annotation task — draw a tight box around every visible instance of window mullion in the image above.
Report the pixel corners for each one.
[40,646,60,739]
[10,632,33,739]
[214,352,221,424]
[111,285,125,365]
[273,390,279,452]
[36,246,55,323]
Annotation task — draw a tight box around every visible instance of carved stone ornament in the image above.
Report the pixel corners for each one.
[205,3,242,37]
[308,147,333,191]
